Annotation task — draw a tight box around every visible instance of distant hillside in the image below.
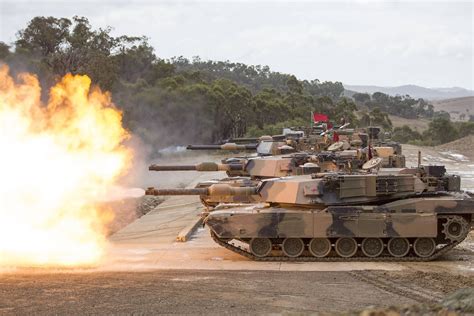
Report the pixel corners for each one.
[343,89,357,98]
[436,135,474,158]
[388,115,430,131]
[344,84,474,100]
[432,96,474,121]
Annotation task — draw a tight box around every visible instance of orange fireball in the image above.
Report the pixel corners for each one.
[0,65,132,267]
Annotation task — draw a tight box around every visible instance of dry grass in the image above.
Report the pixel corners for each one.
[436,135,474,158]
[432,97,473,121]
[388,115,430,131]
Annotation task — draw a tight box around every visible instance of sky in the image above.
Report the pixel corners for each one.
[0,0,472,89]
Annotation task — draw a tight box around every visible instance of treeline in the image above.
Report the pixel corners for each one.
[353,92,435,119]
[393,119,474,146]
[0,16,354,150]
[0,16,470,152]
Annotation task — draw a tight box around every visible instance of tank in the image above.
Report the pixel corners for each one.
[186,143,258,151]
[149,149,406,208]
[188,127,333,155]
[187,125,403,156]
[149,154,321,207]
[187,140,297,156]
[146,165,473,261]
[219,129,304,144]
[149,153,321,178]
[150,149,404,179]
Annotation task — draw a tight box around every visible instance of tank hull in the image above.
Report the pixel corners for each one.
[205,195,473,260]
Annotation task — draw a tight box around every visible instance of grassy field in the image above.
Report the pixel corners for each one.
[432,96,473,121]
[388,115,430,131]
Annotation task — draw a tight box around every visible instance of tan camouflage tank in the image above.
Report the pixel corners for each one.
[186,125,403,158]
[149,148,405,208]
[187,138,303,156]
[186,126,346,155]
[146,165,473,261]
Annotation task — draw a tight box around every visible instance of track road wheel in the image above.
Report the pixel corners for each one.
[413,238,436,258]
[387,237,410,257]
[282,238,305,258]
[309,238,332,258]
[335,237,358,258]
[249,238,272,258]
[361,238,384,257]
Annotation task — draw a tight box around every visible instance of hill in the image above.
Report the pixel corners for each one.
[436,135,474,158]
[431,97,474,121]
[344,84,473,100]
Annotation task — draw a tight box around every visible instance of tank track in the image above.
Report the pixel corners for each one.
[210,215,469,262]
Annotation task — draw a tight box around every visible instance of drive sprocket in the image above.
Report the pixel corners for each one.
[442,215,469,242]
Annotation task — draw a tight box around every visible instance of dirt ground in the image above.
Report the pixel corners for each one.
[1,269,472,315]
[436,135,474,158]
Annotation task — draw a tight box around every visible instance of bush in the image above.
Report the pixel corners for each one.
[392,125,422,143]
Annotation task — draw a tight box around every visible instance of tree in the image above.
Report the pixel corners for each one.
[457,122,474,138]
[15,16,71,57]
[115,36,156,83]
[253,89,287,128]
[14,16,152,90]
[392,125,422,143]
[433,111,450,120]
[425,117,458,145]
[0,42,10,60]
[332,98,358,125]
[352,92,370,104]
[363,92,433,119]
[209,79,253,139]
[359,107,392,130]
[286,75,303,94]
[303,79,344,100]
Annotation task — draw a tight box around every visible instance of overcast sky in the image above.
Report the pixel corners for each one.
[0,0,472,89]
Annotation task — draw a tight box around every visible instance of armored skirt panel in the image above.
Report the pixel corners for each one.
[207,205,438,240]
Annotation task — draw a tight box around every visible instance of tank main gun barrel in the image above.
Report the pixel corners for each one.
[186,142,258,151]
[145,184,257,196]
[222,135,274,143]
[225,137,259,143]
[149,162,244,172]
[146,188,208,195]
[149,164,198,171]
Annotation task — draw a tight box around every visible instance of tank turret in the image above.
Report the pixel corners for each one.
[149,154,320,178]
[148,166,462,206]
